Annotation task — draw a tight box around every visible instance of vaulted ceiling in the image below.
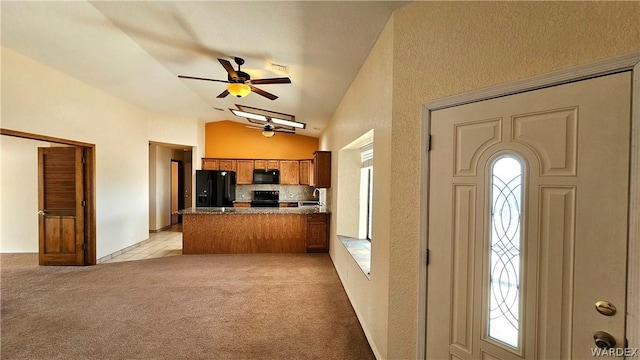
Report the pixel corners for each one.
[1,1,408,137]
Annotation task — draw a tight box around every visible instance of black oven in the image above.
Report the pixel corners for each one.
[251,190,280,207]
[253,169,280,184]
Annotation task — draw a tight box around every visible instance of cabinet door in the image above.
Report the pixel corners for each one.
[313,151,331,188]
[299,160,311,185]
[236,160,254,185]
[233,202,251,208]
[279,160,300,185]
[218,159,237,172]
[267,160,280,170]
[202,159,219,170]
[306,214,329,252]
[254,160,267,169]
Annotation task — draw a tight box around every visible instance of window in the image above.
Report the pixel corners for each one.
[487,156,523,349]
[361,144,373,241]
[336,130,374,278]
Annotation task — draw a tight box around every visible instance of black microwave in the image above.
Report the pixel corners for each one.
[253,169,280,184]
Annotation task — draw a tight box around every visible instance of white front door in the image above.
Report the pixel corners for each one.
[426,72,632,359]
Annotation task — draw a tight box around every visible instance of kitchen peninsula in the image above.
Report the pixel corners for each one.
[179,207,330,254]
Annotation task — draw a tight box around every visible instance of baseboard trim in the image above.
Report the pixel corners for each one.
[149,224,172,233]
[97,238,150,264]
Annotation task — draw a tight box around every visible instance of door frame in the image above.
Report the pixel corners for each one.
[170,159,185,224]
[0,128,97,265]
[418,52,640,357]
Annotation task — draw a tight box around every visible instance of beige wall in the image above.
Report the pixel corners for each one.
[322,16,394,359]
[1,47,204,258]
[322,2,640,359]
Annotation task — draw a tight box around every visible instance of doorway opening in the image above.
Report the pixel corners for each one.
[149,142,193,233]
[1,129,97,265]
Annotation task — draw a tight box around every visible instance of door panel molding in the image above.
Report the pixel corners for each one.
[419,52,640,357]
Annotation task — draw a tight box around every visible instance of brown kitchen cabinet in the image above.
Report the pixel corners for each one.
[233,202,251,208]
[279,202,298,208]
[202,159,219,170]
[306,213,330,252]
[218,159,237,172]
[255,160,280,170]
[299,160,311,185]
[279,160,300,185]
[236,160,254,185]
[313,151,331,188]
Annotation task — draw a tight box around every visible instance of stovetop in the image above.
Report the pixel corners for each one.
[251,190,279,207]
[252,190,279,202]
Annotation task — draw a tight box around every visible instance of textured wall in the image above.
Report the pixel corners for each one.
[388,2,640,358]
[321,16,394,359]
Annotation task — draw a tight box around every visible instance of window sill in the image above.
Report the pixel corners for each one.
[338,235,371,279]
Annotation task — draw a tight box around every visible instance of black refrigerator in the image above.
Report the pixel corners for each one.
[195,170,236,207]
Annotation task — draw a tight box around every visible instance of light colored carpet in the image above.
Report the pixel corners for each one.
[1,253,374,360]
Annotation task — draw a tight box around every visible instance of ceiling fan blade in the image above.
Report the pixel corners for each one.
[218,58,239,80]
[250,86,278,100]
[250,77,292,85]
[178,75,228,83]
[216,89,230,98]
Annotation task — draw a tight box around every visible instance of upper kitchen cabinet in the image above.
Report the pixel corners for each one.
[236,160,254,185]
[202,158,219,170]
[299,160,311,185]
[218,159,237,172]
[313,151,331,188]
[254,160,280,170]
[280,160,300,185]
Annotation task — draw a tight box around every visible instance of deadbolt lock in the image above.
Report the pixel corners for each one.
[593,331,616,349]
[595,300,617,316]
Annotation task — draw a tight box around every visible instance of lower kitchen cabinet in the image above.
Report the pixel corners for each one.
[306,213,330,252]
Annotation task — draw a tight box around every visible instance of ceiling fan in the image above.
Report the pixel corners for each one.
[245,122,295,138]
[178,57,291,100]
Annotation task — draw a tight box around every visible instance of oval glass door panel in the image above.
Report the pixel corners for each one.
[488,156,523,348]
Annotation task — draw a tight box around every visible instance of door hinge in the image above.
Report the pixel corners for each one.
[427,135,432,152]
[82,200,86,207]
[83,243,87,250]
[82,157,86,164]
[426,249,430,265]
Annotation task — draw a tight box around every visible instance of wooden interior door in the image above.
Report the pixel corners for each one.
[38,147,85,265]
[426,72,631,358]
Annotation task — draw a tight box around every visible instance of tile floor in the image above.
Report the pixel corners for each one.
[102,224,183,263]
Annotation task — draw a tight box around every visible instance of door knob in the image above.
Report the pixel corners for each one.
[37,210,45,216]
[593,331,616,349]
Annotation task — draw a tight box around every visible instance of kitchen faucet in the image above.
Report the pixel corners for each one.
[313,188,325,207]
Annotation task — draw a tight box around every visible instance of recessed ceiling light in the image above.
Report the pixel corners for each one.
[272,118,305,129]
[231,110,267,122]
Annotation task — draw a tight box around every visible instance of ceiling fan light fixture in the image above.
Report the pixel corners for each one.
[227,83,251,98]
[262,125,276,138]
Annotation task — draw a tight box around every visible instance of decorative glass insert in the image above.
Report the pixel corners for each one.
[488,156,523,348]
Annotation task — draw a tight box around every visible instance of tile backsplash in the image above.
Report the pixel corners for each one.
[236,185,316,202]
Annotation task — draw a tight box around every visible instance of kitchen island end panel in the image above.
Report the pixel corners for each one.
[182,213,308,254]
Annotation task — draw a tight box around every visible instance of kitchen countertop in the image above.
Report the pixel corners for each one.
[179,206,329,215]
